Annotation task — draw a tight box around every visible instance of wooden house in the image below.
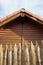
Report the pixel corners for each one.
[0,8,43,65]
[0,8,43,45]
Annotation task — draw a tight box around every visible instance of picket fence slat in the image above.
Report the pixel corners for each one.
[0,44,3,65]
[0,42,42,65]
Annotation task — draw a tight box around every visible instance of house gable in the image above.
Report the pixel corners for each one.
[0,8,43,28]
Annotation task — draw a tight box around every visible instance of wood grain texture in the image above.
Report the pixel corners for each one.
[0,16,43,45]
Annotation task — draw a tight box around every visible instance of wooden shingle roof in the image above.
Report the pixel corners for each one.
[0,8,43,27]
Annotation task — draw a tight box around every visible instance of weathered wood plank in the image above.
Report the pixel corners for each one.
[13,44,18,65]
[30,41,36,65]
[0,44,3,65]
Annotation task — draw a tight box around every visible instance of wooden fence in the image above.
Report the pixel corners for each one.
[0,41,43,65]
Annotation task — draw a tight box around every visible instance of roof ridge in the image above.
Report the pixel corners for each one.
[0,8,43,25]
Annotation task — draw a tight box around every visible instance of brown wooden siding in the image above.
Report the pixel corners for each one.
[0,16,43,45]
[0,22,22,46]
[22,16,43,47]
[23,22,43,41]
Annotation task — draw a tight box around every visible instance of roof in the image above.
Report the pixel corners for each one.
[0,8,43,27]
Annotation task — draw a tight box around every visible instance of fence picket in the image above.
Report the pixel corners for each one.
[18,43,21,65]
[36,43,41,65]
[0,42,42,65]
[8,44,12,65]
[4,45,8,65]
[0,44,3,65]
[30,41,36,65]
[13,44,18,65]
[24,43,30,65]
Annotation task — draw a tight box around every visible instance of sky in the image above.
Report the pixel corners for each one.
[0,0,43,18]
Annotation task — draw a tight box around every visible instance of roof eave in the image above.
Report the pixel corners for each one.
[0,8,43,27]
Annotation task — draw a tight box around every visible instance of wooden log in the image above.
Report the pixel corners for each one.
[30,41,36,65]
[13,44,18,65]
[18,43,21,65]
[36,43,41,65]
[4,44,8,65]
[8,44,12,65]
[0,44,3,65]
[21,41,25,65]
[24,42,30,65]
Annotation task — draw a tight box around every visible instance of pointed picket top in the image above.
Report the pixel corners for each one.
[24,41,29,54]
[14,43,17,47]
[13,43,18,65]
[14,43,17,50]
[35,41,40,53]
[36,42,41,65]
[24,42,28,52]
[4,44,8,65]
[31,41,35,50]
[6,44,8,51]
[18,43,21,65]
[31,41,33,46]
[30,41,36,65]
[13,43,18,55]
[25,41,28,48]
[24,42,30,65]
[8,44,12,65]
